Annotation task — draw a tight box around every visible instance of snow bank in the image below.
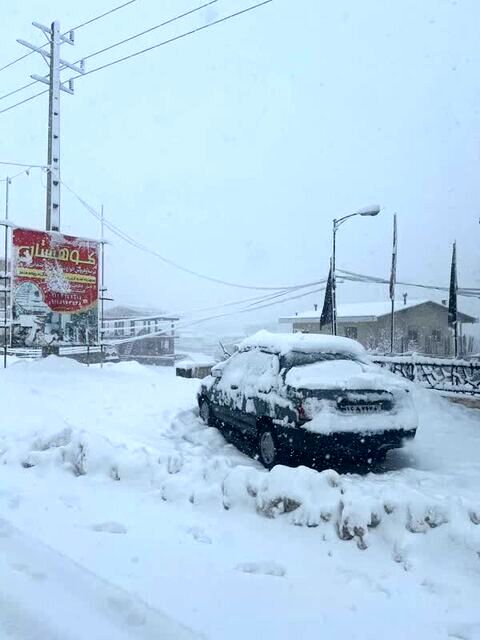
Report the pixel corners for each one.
[222,464,479,552]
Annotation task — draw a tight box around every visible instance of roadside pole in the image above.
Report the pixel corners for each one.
[100,205,105,368]
[19,20,85,232]
[3,178,10,368]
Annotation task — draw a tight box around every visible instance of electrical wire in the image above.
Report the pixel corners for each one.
[78,0,219,65]
[0,0,219,105]
[0,161,48,169]
[338,269,480,299]
[0,90,47,116]
[0,0,140,75]
[108,283,325,346]
[68,0,139,32]
[0,0,262,112]
[61,178,323,292]
[67,1,272,84]
[0,80,39,104]
[0,0,270,114]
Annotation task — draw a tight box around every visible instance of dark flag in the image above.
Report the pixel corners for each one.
[448,242,458,328]
[320,262,333,331]
[389,214,397,301]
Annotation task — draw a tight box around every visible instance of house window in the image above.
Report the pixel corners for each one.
[344,326,358,340]
[431,329,441,342]
[130,320,135,335]
[407,328,418,343]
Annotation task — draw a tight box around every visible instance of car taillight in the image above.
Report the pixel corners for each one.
[297,403,311,420]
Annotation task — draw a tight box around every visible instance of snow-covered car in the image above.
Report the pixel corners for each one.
[197,331,418,469]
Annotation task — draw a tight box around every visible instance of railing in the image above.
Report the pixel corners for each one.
[8,345,103,357]
[372,355,480,395]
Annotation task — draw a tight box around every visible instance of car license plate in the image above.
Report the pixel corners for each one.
[341,404,381,414]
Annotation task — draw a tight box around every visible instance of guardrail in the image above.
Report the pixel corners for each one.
[372,355,480,395]
[7,345,102,357]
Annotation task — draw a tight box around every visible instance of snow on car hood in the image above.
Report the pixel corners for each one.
[285,359,406,391]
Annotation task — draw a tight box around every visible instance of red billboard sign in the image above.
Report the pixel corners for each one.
[11,227,99,347]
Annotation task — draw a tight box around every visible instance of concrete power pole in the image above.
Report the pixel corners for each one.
[18,22,85,231]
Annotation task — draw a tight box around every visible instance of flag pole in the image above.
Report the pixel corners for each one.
[454,313,458,358]
[390,298,395,354]
[389,214,397,354]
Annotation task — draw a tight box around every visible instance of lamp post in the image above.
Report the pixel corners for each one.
[1,168,31,367]
[331,205,381,335]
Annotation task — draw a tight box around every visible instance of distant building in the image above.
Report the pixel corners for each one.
[279,299,478,356]
[102,305,179,365]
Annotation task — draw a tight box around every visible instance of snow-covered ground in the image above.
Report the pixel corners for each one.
[0,357,479,639]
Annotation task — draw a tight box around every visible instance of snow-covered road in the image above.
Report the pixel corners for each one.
[0,358,479,639]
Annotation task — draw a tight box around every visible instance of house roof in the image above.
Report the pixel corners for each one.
[104,305,178,321]
[280,299,477,324]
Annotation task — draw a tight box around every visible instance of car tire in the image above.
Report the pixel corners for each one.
[257,424,280,470]
[199,398,213,426]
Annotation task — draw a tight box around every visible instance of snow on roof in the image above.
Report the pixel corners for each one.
[239,330,366,358]
[104,305,178,321]
[281,299,431,322]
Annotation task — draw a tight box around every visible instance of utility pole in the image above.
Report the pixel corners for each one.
[3,178,10,368]
[18,21,85,231]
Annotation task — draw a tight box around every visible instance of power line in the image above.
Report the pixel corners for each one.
[338,268,480,299]
[0,1,272,118]
[0,1,218,105]
[108,283,326,346]
[68,0,139,32]
[0,89,47,115]
[0,0,140,75]
[0,161,48,169]
[61,178,322,292]
[0,80,39,104]
[68,1,272,83]
[79,0,220,65]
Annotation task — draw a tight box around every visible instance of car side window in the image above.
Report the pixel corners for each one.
[216,350,279,396]
[241,350,279,394]
[217,352,251,390]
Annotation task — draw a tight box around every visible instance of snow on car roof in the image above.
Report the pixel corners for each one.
[238,330,366,358]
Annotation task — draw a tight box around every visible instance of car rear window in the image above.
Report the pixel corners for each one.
[281,351,362,370]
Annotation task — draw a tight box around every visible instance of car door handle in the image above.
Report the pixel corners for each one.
[230,384,239,390]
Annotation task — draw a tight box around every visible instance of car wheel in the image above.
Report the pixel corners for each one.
[199,398,212,426]
[258,426,279,470]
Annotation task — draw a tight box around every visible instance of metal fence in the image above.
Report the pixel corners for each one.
[373,355,480,395]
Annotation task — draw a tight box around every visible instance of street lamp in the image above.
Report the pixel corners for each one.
[331,205,380,335]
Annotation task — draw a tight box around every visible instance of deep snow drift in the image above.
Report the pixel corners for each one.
[0,357,479,639]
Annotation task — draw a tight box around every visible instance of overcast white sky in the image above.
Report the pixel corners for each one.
[1,0,479,332]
